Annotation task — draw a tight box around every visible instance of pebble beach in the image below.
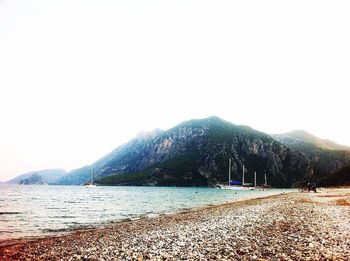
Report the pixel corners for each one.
[1,188,349,260]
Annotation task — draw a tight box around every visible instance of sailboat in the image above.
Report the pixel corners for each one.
[220,160,254,190]
[84,168,96,188]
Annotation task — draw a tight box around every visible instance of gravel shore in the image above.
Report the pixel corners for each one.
[1,188,349,260]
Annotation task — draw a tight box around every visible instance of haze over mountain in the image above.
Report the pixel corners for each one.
[55,117,314,187]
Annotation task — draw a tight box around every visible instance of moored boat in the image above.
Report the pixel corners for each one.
[83,168,96,188]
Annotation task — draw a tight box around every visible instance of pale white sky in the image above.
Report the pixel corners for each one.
[0,0,349,181]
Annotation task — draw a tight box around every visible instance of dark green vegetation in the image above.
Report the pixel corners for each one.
[98,153,208,186]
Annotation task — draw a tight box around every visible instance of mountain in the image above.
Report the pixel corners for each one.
[272,131,350,183]
[19,173,47,185]
[57,117,312,187]
[272,130,350,151]
[6,169,67,184]
[54,166,90,185]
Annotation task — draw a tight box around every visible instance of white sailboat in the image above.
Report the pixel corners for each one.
[84,168,96,188]
[220,160,254,190]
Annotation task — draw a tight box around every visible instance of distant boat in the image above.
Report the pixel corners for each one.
[220,160,254,190]
[84,169,96,188]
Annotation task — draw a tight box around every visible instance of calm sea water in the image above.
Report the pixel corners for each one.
[0,185,293,241]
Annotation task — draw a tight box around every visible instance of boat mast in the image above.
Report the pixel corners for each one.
[228,158,231,186]
[242,165,245,185]
[254,171,257,188]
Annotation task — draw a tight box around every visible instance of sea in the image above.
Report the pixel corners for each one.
[0,185,294,241]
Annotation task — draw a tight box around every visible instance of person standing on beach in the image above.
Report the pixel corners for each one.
[311,182,317,193]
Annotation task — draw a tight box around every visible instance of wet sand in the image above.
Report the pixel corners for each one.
[1,188,349,260]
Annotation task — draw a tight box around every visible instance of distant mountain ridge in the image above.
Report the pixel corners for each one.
[56,116,313,187]
[272,130,350,151]
[272,131,350,183]
[6,169,67,184]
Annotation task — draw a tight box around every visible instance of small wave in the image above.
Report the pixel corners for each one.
[50,216,76,219]
[0,212,21,215]
[66,221,81,225]
[41,228,70,233]
[0,230,14,234]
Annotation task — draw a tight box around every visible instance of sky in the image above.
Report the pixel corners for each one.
[0,0,349,181]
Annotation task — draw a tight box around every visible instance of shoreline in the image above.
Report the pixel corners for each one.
[1,188,350,260]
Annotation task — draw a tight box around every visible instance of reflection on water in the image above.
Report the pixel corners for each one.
[0,185,293,240]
